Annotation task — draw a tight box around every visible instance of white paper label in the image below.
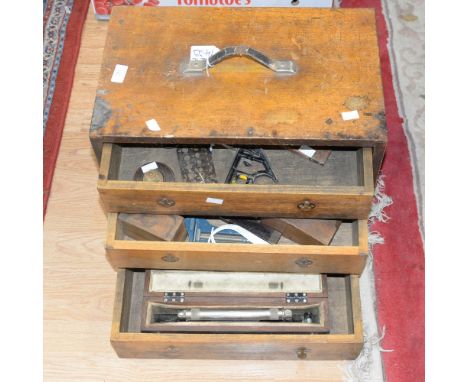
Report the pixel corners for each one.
[190,45,220,61]
[298,145,316,158]
[141,161,158,173]
[341,110,360,121]
[146,119,161,131]
[206,197,224,205]
[111,64,128,83]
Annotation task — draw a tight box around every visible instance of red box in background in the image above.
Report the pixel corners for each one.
[91,0,335,20]
[92,1,159,19]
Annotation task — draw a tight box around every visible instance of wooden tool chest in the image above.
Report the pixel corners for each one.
[90,6,386,360]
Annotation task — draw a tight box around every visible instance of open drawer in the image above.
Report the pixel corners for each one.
[98,143,374,219]
[106,213,368,274]
[111,269,363,360]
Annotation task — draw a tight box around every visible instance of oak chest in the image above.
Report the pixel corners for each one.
[90,6,386,361]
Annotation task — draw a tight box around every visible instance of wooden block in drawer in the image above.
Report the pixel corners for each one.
[106,213,368,275]
[262,218,341,245]
[117,213,187,242]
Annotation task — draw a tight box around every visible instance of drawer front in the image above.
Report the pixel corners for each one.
[111,270,363,360]
[98,144,374,219]
[106,214,368,275]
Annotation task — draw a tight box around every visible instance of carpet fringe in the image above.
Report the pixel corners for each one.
[343,326,394,382]
[343,176,393,382]
[368,231,385,249]
[369,176,394,225]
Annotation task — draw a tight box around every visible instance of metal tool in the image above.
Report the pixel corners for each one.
[185,218,250,243]
[133,162,175,182]
[220,217,281,244]
[177,308,293,322]
[225,148,278,184]
[177,147,217,183]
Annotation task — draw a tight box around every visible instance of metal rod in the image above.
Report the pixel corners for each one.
[177,308,292,322]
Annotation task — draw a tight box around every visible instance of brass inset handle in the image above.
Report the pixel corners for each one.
[295,257,313,268]
[184,46,297,74]
[297,348,308,359]
[298,200,316,211]
[162,254,179,263]
[158,197,176,207]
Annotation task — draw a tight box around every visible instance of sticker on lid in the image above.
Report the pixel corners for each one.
[111,64,128,83]
[190,46,220,61]
[206,197,224,205]
[298,145,316,158]
[141,162,158,173]
[341,110,360,121]
[146,119,161,131]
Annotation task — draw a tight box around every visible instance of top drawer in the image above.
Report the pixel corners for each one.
[97,143,374,219]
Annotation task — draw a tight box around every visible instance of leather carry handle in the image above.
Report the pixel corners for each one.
[184,46,297,74]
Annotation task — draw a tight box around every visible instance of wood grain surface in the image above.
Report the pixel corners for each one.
[44,7,360,381]
[118,212,188,241]
[90,7,386,153]
[261,218,342,245]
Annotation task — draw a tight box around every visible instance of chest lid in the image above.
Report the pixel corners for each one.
[90,7,386,147]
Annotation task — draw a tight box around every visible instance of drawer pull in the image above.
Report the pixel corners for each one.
[297,200,316,211]
[295,257,313,268]
[158,198,176,207]
[162,255,179,263]
[164,345,181,357]
[184,45,297,74]
[296,347,308,359]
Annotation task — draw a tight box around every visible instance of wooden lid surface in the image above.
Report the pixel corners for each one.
[90,7,386,146]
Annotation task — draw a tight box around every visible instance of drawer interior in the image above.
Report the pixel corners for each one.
[106,214,368,274]
[113,214,359,247]
[140,270,328,333]
[119,270,354,335]
[106,144,366,187]
[146,304,323,325]
[142,301,328,334]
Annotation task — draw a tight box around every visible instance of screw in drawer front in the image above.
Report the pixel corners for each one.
[297,200,316,211]
[296,347,308,360]
[158,197,176,207]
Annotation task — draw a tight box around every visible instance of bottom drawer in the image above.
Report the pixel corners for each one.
[111,269,363,360]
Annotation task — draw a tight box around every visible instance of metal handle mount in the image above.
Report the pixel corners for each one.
[184,46,297,75]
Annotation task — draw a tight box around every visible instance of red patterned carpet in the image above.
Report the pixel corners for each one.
[43,0,90,216]
[343,1,425,381]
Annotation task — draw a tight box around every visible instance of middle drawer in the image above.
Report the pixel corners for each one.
[106,213,368,275]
